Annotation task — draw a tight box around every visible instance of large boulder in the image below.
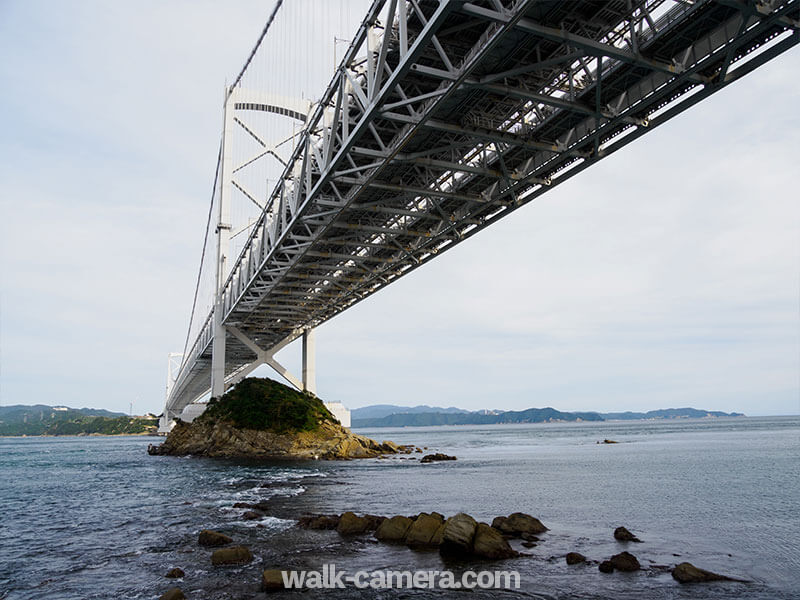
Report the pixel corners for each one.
[405,513,444,547]
[614,526,642,542]
[440,513,478,556]
[164,567,185,578]
[472,523,517,559]
[198,530,232,547]
[159,589,185,600]
[337,512,371,535]
[672,562,738,583]
[375,515,413,542]
[609,551,640,572]
[211,545,253,566]
[492,513,548,537]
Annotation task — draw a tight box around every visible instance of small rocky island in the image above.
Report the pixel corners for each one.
[148,378,398,460]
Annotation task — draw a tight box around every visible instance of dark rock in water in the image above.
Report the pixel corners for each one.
[198,530,232,547]
[298,514,340,530]
[262,569,287,591]
[164,567,185,578]
[601,439,618,444]
[672,562,741,583]
[375,515,414,542]
[614,526,642,542]
[420,453,457,463]
[211,545,253,566]
[405,513,444,547]
[566,552,586,565]
[599,560,615,573]
[521,533,540,542]
[522,541,537,549]
[492,513,548,537]
[337,512,371,535]
[233,502,254,509]
[610,551,640,571]
[242,510,262,520]
[440,513,478,556]
[472,523,518,559]
[159,588,185,600]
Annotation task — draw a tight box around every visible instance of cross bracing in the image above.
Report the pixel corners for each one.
[164,0,798,421]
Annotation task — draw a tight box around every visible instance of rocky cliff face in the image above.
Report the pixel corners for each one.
[148,417,396,460]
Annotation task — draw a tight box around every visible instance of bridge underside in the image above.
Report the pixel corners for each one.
[166,0,798,418]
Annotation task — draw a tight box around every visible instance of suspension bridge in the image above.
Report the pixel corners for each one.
[158,0,798,433]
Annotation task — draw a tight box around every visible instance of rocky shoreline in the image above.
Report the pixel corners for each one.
[156,504,746,598]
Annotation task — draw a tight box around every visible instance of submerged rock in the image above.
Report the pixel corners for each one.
[262,569,288,591]
[672,562,740,583]
[159,588,185,600]
[298,514,340,530]
[599,560,614,573]
[420,453,457,463]
[242,510,262,520]
[610,551,640,571]
[198,530,232,547]
[211,545,253,566]
[565,552,586,565]
[614,526,642,542]
[164,567,185,578]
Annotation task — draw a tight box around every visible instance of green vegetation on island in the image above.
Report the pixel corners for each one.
[0,405,157,436]
[198,377,337,433]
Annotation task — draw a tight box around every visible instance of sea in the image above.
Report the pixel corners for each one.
[0,416,798,599]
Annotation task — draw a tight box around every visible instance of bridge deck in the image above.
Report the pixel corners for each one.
[167,0,798,416]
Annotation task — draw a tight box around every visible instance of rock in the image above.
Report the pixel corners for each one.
[262,569,288,591]
[298,514,340,530]
[522,541,537,548]
[159,588,185,600]
[233,502,254,508]
[420,453,457,463]
[337,511,372,535]
[610,551,640,571]
[566,552,586,565]
[472,523,517,559]
[211,545,253,566]
[380,441,399,453]
[599,560,614,573]
[198,530,232,547]
[242,511,262,520]
[364,514,386,531]
[165,567,185,578]
[430,522,446,546]
[375,515,414,542]
[405,513,445,547]
[440,513,478,556]
[672,562,738,583]
[614,526,642,542]
[602,439,618,444]
[492,513,548,537]
[521,533,540,542]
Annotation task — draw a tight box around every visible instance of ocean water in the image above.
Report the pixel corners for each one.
[0,416,798,599]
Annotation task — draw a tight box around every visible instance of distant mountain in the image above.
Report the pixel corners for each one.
[352,407,603,428]
[0,404,155,436]
[600,407,745,420]
[351,405,744,428]
[350,404,470,420]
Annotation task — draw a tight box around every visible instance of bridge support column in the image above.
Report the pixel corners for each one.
[302,328,316,395]
[210,307,226,399]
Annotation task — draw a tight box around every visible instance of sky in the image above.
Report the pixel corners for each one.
[0,1,798,417]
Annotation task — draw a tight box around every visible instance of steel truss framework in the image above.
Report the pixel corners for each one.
[164,0,799,420]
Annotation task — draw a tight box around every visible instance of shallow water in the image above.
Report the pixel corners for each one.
[1,416,798,599]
